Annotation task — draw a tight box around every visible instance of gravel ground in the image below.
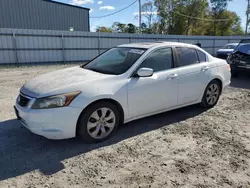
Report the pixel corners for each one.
[0,65,250,188]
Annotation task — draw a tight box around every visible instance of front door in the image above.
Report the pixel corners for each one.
[127,47,179,119]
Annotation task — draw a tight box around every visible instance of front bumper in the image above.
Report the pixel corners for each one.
[231,64,250,73]
[14,103,83,140]
[236,66,250,73]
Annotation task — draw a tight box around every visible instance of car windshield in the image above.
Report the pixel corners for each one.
[234,39,250,51]
[222,44,237,49]
[83,47,146,75]
[239,39,250,45]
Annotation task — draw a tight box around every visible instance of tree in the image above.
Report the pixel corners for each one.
[210,0,232,35]
[126,23,137,33]
[136,1,156,29]
[111,22,137,33]
[96,26,113,33]
[154,0,209,35]
[205,10,244,36]
[112,22,127,33]
[210,0,231,13]
[153,0,243,36]
[154,0,170,34]
[182,0,209,35]
[98,1,244,36]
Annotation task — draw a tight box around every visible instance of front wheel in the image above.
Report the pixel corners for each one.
[77,101,120,143]
[200,80,221,108]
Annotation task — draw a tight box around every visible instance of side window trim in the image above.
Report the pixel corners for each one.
[195,49,200,62]
[130,47,175,77]
[172,47,179,67]
[196,49,207,63]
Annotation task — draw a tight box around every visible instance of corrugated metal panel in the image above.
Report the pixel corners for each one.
[0,0,89,31]
[0,28,249,65]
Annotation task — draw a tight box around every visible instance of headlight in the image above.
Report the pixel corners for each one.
[226,55,232,64]
[31,91,81,109]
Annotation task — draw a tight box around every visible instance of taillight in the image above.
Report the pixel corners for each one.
[226,64,231,71]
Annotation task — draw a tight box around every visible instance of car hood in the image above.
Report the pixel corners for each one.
[20,66,111,97]
[217,49,234,53]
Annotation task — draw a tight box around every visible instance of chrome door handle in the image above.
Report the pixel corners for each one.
[201,66,209,71]
[167,74,178,79]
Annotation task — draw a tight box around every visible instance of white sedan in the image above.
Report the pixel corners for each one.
[15,42,231,142]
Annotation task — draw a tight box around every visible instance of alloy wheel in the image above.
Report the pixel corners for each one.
[206,83,220,105]
[87,107,116,139]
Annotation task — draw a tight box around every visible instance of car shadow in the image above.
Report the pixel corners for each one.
[0,105,207,181]
[230,75,250,90]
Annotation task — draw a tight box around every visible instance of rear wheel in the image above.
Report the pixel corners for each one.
[200,80,221,108]
[77,101,120,143]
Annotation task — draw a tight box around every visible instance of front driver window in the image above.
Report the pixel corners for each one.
[138,48,173,72]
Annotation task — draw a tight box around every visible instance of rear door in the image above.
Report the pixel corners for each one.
[175,47,211,105]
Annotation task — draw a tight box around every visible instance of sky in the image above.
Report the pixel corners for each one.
[55,0,248,32]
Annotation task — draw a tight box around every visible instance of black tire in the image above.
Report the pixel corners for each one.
[230,65,238,77]
[200,80,221,108]
[77,101,120,143]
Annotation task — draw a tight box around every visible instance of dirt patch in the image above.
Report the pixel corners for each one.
[0,65,250,188]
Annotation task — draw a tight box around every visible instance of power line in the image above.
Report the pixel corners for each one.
[142,1,230,22]
[90,0,138,19]
[90,0,230,22]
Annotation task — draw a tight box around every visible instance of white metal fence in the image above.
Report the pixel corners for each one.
[0,28,248,65]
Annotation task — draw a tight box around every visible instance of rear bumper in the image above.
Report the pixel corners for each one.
[216,53,228,60]
[14,103,83,140]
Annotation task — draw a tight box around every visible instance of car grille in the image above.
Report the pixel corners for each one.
[18,94,31,107]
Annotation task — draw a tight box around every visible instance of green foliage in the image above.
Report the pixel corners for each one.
[154,0,209,35]
[210,0,232,13]
[96,0,244,36]
[96,22,138,33]
[205,10,244,36]
[112,22,127,33]
[96,26,113,33]
[154,0,243,36]
[126,23,137,33]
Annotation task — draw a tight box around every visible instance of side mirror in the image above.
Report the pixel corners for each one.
[136,68,153,77]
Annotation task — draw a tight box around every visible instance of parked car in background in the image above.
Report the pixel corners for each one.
[216,43,238,59]
[14,42,231,143]
[227,39,250,77]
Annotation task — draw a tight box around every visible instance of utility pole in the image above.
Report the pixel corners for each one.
[139,0,142,33]
[245,0,250,35]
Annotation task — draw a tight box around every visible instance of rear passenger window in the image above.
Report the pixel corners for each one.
[176,47,199,67]
[197,50,207,62]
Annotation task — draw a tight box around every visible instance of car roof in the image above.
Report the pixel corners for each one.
[117,41,198,49]
[118,41,215,62]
